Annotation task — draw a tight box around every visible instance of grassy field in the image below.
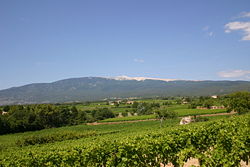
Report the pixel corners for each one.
[175,108,226,116]
[100,114,156,122]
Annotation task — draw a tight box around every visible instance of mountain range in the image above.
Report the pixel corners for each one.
[0,76,250,105]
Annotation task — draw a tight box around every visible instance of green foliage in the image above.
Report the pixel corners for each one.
[16,131,97,146]
[192,116,209,122]
[3,105,10,112]
[189,97,219,109]
[91,108,115,121]
[225,91,250,114]
[100,114,155,122]
[0,115,9,134]
[133,102,160,115]
[0,114,249,166]
[176,108,226,116]
[121,112,127,117]
[155,109,178,128]
[150,102,160,108]
[101,105,227,123]
[155,109,177,119]
[203,99,214,108]
[162,101,173,106]
[0,104,115,135]
[132,101,139,108]
[175,98,182,104]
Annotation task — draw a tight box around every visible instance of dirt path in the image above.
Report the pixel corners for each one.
[86,112,236,126]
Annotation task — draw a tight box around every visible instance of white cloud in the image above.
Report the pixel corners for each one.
[233,12,250,19]
[225,21,250,40]
[134,59,144,63]
[239,12,250,18]
[218,70,250,78]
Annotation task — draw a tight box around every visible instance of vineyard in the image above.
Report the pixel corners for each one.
[1,0,250,165]
[0,114,249,166]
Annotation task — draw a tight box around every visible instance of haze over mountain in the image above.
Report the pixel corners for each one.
[0,76,250,105]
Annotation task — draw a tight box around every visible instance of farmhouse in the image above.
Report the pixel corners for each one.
[1,111,8,115]
[126,101,134,104]
[115,100,122,104]
[196,106,225,109]
[210,106,225,109]
[108,101,115,105]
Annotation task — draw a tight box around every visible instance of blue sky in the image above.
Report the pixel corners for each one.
[0,0,250,90]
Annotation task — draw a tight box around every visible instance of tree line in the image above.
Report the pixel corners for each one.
[0,104,114,135]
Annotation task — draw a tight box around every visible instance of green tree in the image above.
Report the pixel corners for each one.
[77,110,87,123]
[150,103,160,108]
[132,102,139,108]
[3,105,10,112]
[155,109,177,127]
[114,102,119,107]
[226,91,250,114]
[136,103,152,115]
[92,108,115,120]
[163,101,172,106]
[203,99,214,108]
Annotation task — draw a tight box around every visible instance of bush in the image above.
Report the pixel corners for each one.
[92,108,115,120]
